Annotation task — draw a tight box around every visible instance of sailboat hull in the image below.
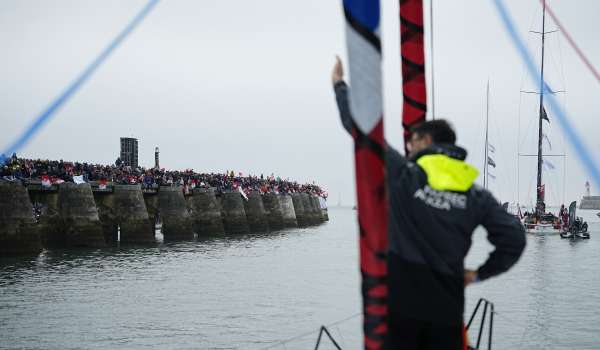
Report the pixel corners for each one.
[523,222,562,235]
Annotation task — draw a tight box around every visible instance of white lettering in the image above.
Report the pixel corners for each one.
[413,185,467,211]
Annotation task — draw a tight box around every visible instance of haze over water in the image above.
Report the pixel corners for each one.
[1,208,599,349]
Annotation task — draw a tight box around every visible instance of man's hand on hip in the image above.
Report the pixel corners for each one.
[464,269,479,286]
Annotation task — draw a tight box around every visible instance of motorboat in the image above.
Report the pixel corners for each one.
[560,201,590,239]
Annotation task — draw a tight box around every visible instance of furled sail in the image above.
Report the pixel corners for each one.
[400,0,428,152]
[342,1,389,349]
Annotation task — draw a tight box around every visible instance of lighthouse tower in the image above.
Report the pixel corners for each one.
[154,147,160,169]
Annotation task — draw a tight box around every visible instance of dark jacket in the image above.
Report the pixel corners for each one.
[335,81,526,325]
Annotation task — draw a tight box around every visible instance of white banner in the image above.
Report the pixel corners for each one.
[319,196,327,209]
[73,175,85,184]
[41,176,51,187]
[238,186,248,201]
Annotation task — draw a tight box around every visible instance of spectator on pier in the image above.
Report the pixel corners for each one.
[3,155,328,199]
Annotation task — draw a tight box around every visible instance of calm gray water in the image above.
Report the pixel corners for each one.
[1,208,599,349]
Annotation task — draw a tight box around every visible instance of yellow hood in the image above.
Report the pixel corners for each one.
[416,154,479,192]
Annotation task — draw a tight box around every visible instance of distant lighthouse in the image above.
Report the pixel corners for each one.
[585,181,591,197]
[155,147,160,169]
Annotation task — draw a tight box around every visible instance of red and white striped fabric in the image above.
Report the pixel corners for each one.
[343,1,389,349]
[41,175,51,187]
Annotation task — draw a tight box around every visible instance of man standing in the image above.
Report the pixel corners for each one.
[332,57,526,349]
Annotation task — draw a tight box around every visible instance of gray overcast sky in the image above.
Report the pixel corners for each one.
[1,0,599,207]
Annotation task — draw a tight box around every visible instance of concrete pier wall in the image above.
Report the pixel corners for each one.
[58,183,106,247]
[3,177,328,254]
[279,194,298,228]
[291,193,308,227]
[143,193,159,236]
[300,193,318,225]
[188,188,225,236]
[158,186,194,239]
[311,196,324,223]
[244,192,269,233]
[93,191,118,244]
[114,185,154,243]
[221,191,250,234]
[321,204,329,221]
[263,193,284,230]
[28,189,60,246]
[580,196,600,210]
[0,182,42,255]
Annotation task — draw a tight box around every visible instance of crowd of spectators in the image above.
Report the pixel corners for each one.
[0,154,327,197]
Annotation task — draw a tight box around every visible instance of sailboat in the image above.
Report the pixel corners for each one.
[520,2,563,235]
[484,82,525,222]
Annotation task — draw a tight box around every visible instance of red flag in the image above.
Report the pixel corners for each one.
[41,175,51,187]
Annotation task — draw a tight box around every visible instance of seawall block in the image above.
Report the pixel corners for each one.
[279,194,298,228]
[58,183,106,247]
[158,186,194,239]
[0,181,42,255]
[244,192,269,233]
[188,188,225,236]
[221,191,250,234]
[114,185,154,243]
[263,193,284,230]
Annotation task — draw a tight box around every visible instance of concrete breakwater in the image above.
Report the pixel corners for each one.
[262,193,285,230]
[0,182,42,255]
[187,188,225,236]
[279,194,298,228]
[158,186,194,240]
[579,196,600,210]
[291,193,308,227]
[221,191,250,234]
[0,181,328,255]
[244,192,269,233]
[58,183,106,248]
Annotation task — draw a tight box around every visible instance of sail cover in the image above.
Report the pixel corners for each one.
[400,0,427,152]
[343,1,389,349]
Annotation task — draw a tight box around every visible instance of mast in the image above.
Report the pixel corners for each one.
[430,0,436,120]
[484,80,490,189]
[536,1,547,216]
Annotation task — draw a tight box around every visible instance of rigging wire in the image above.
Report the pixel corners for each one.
[515,2,534,206]
[491,0,600,196]
[259,312,361,350]
[517,91,522,205]
[553,15,568,205]
[0,0,160,162]
[429,0,436,120]
[541,0,600,84]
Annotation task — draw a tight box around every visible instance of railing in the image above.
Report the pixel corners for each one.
[466,298,495,350]
[313,326,343,350]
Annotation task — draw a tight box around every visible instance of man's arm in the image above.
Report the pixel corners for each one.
[334,81,354,134]
[476,193,526,281]
[332,56,353,134]
[331,57,406,167]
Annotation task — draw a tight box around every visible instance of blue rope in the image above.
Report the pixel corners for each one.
[1,0,160,163]
[491,0,600,192]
